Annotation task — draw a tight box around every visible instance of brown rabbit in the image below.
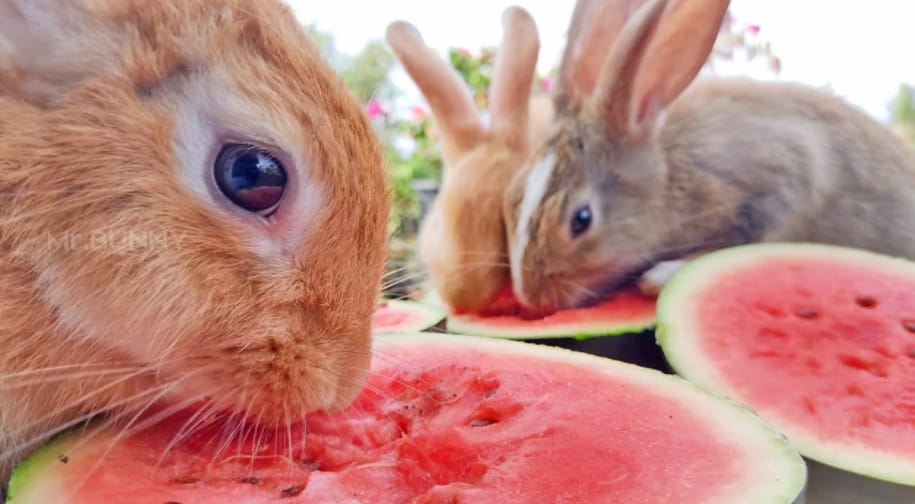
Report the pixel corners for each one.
[504,0,915,311]
[386,7,553,312]
[0,0,389,482]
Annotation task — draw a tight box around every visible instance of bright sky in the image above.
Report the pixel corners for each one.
[287,0,915,121]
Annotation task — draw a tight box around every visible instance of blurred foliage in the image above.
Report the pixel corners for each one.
[448,47,496,107]
[343,40,399,103]
[889,83,915,147]
[381,107,443,237]
[892,84,915,123]
[710,14,782,75]
[304,24,397,102]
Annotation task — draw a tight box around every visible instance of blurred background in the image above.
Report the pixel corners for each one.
[284,0,915,296]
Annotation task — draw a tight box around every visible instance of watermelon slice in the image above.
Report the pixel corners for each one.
[417,286,446,310]
[656,243,915,499]
[371,298,444,334]
[446,286,657,340]
[6,333,806,503]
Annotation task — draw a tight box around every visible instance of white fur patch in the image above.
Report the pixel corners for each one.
[639,260,687,292]
[510,150,556,291]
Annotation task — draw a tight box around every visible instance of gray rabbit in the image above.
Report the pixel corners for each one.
[504,0,915,311]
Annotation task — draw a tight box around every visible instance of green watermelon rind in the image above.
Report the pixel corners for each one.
[416,289,446,311]
[445,312,656,340]
[373,299,446,334]
[8,332,807,504]
[656,242,915,487]
[5,427,81,503]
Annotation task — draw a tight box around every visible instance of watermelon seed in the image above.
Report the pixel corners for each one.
[867,366,888,378]
[280,484,306,498]
[172,476,200,484]
[855,295,878,309]
[240,477,261,485]
[803,397,817,415]
[57,454,68,464]
[470,417,498,427]
[874,345,896,358]
[753,301,786,318]
[902,319,915,333]
[794,307,819,319]
[838,354,870,372]
[846,383,864,396]
[484,386,500,398]
[164,501,183,504]
[757,328,787,340]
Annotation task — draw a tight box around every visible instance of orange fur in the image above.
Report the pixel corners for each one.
[387,7,552,312]
[0,0,389,480]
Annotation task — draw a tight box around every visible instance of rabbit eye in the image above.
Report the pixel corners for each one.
[570,205,592,237]
[214,144,287,216]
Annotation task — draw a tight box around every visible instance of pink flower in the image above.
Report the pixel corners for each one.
[746,24,761,35]
[538,77,553,93]
[365,99,386,119]
[457,47,473,57]
[409,105,428,122]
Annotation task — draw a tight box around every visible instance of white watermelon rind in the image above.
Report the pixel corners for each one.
[417,288,447,310]
[656,242,915,488]
[7,333,807,504]
[445,311,656,340]
[373,298,446,334]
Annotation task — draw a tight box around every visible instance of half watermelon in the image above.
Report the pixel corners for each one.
[6,333,806,503]
[445,286,657,340]
[371,298,445,334]
[656,243,915,501]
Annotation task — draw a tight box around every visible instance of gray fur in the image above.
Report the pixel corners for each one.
[504,0,915,310]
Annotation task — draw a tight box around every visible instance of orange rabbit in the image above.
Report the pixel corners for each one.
[386,7,553,312]
[0,0,389,481]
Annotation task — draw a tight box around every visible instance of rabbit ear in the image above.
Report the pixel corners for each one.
[488,6,540,143]
[386,20,485,155]
[0,0,122,105]
[598,0,730,136]
[555,0,649,110]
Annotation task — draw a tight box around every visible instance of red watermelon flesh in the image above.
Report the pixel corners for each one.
[7,334,805,503]
[371,299,445,334]
[447,285,657,339]
[448,285,530,317]
[657,243,915,486]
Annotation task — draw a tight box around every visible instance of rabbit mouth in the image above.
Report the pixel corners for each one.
[572,261,658,309]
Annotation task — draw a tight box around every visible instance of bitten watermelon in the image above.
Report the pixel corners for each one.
[445,286,657,339]
[6,333,806,503]
[371,299,444,334]
[656,243,915,501]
